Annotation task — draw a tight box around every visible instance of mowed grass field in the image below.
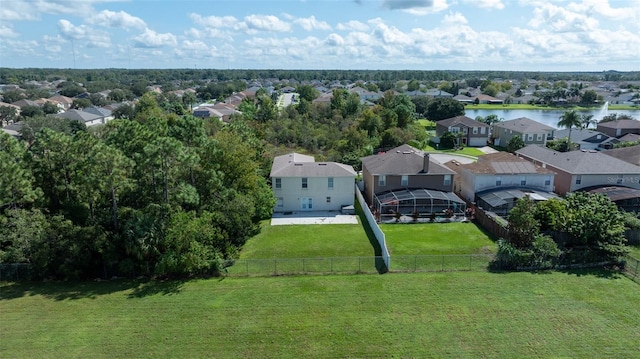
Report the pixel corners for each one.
[2,271,639,358]
[238,220,374,259]
[382,222,497,255]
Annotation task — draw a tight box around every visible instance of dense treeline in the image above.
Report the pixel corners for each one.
[0,93,274,279]
[2,68,639,86]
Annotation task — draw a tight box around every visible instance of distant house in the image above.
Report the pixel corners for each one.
[516,144,640,195]
[83,106,114,123]
[48,95,74,110]
[270,153,356,213]
[472,94,503,104]
[11,99,39,108]
[597,119,640,138]
[448,152,557,215]
[349,86,381,101]
[492,117,555,147]
[434,115,490,147]
[361,144,465,217]
[192,103,241,122]
[553,128,618,150]
[56,109,108,126]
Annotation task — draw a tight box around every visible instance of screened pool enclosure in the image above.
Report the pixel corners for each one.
[373,188,466,220]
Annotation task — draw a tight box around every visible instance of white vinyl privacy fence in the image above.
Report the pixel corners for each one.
[356,184,390,271]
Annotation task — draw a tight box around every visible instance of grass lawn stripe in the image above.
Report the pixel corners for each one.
[2,271,639,358]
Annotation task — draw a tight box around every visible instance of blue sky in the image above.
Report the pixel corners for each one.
[1,0,639,71]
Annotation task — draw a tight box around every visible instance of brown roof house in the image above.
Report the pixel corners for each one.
[492,117,555,147]
[597,119,640,138]
[516,144,640,195]
[270,153,356,213]
[435,115,490,147]
[361,144,465,218]
[451,151,557,215]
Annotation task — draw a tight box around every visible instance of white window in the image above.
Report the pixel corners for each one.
[481,127,486,134]
[328,177,334,189]
[276,197,283,208]
[302,177,308,189]
[379,175,386,186]
[575,175,582,185]
[496,176,502,186]
[463,128,468,134]
[537,133,543,141]
[450,127,460,134]
[401,175,408,187]
[520,176,527,186]
[528,134,534,141]
[275,178,281,189]
[473,127,478,134]
[545,179,551,186]
[444,175,451,186]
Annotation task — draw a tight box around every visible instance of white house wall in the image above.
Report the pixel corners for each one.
[570,173,640,192]
[273,176,355,212]
[460,171,554,201]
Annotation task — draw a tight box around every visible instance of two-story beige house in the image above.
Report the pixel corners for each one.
[435,115,490,147]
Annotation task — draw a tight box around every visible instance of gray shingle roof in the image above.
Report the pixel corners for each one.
[56,109,101,123]
[602,145,640,166]
[597,119,640,129]
[361,144,455,175]
[270,153,356,178]
[494,117,555,133]
[553,128,613,144]
[516,144,640,174]
[437,115,489,128]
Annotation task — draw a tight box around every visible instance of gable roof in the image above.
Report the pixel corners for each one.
[617,133,640,143]
[494,117,555,133]
[83,106,112,117]
[516,144,640,175]
[597,119,640,129]
[361,144,455,175]
[553,128,614,144]
[56,109,101,123]
[270,153,356,178]
[602,145,640,166]
[437,115,489,128]
[460,151,555,175]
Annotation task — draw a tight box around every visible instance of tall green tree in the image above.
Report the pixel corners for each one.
[558,110,581,151]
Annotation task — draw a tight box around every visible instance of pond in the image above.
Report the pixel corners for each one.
[464,106,640,129]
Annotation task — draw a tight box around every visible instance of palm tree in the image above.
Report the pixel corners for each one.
[580,114,595,129]
[558,110,582,151]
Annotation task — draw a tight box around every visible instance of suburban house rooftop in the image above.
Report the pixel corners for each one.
[361,144,454,176]
[461,151,555,175]
[516,144,640,175]
[494,117,556,132]
[270,152,356,178]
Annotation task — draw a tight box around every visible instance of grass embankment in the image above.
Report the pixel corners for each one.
[2,270,639,358]
[629,245,640,259]
[382,222,496,255]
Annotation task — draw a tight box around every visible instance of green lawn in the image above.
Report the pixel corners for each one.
[2,270,639,358]
[382,222,497,255]
[238,220,373,259]
[423,145,485,157]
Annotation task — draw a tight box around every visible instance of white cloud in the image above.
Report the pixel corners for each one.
[529,3,599,32]
[336,20,370,32]
[325,33,345,46]
[1,0,126,21]
[567,0,639,22]
[369,18,413,46]
[89,10,146,30]
[190,13,239,28]
[294,16,331,31]
[463,0,505,10]
[0,24,19,38]
[57,19,111,47]
[133,28,177,48]
[243,14,291,32]
[442,12,468,25]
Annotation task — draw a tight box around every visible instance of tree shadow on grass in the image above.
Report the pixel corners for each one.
[355,200,388,274]
[557,267,624,280]
[0,278,188,301]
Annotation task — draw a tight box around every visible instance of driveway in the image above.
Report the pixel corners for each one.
[271,211,358,225]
